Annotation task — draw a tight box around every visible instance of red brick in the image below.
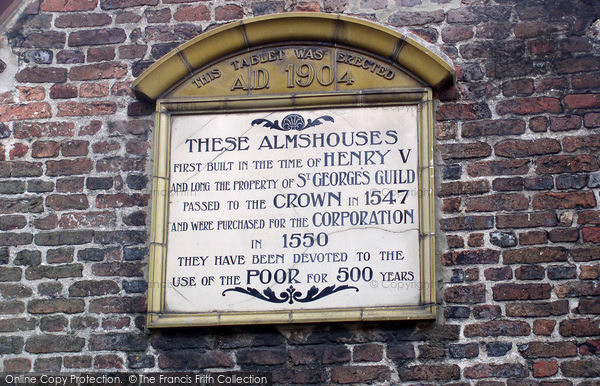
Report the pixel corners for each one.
[440,215,494,231]
[548,228,579,242]
[87,47,115,62]
[118,45,146,60]
[520,341,577,359]
[399,364,460,381]
[446,235,463,249]
[439,180,490,196]
[59,212,116,229]
[532,191,596,210]
[578,298,600,314]
[583,227,600,243]
[353,344,383,362]
[57,101,117,117]
[68,28,126,47]
[70,62,127,81]
[95,194,148,208]
[17,67,68,83]
[444,284,486,304]
[519,230,547,245]
[215,4,243,21]
[580,265,600,280]
[61,140,89,157]
[465,193,528,212]
[484,266,512,281]
[559,318,600,337]
[436,103,491,121]
[555,281,600,299]
[495,138,560,158]
[556,57,600,74]
[503,246,567,264]
[464,320,530,337]
[565,93,600,109]
[529,116,547,132]
[536,155,599,174]
[496,97,562,115]
[0,103,51,121]
[17,86,45,102]
[571,246,600,262]
[4,358,32,371]
[584,113,600,128]
[41,0,98,12]
[468,159,529,177]
[46,158,93,176]
[502,79,534,97]
[465,363,528,379]
[493,283,551,301]
[563,134,600,152]
[173,4,209,21]
[55,13,112,28]
[533,319,556,336]
[442,25,474,43]
[50,84,78,99]
[493,177,524,191]
[515,21,558,38]
[442,197,461,213]
[549,115,581,131]
[100,0,159,9]
[533,360,558,377]
[80,83,109,98]
[536,77,569,93]
[442,249,499,266]
[9,144,29,159]
[461,119,526,138]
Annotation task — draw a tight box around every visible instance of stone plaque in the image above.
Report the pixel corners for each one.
[147,97,436,327]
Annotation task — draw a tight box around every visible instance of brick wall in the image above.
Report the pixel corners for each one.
[0,0,599,383]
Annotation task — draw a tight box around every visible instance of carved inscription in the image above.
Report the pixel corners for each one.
[190,47,397,91]
[164,106,422,313]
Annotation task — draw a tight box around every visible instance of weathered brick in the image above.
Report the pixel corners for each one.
[486,342,512,357]
[493,283,551,301]
[399,364,460,381]
[69,280,120,297]
[442,249,499,266]
[101,0,159,9]
[0,102,52,121]
[436,103,491,121]
[465,363,528,379]
[484,266,512,281]
[26,335,85,354]
[96,193,148,208]
[444,284,485,304]
[506,300,569,317]
[559,319,600,337]
[89,296,146,313]
[495,138,560,158]
[462,119,526,138]
[28,298,85,314]
[89,333,147,351]
[565,93,600,109]
[46,194,89,211]
[563,134,600,152]
[532,191,596,210]
[4,357,32,371]
[92,262,143,277]
[497,97,562,115]
[439,180,489,196]
[518,231,548,246]
[577,298,600,315]
[16,67,67,83]
[555,281,600,298]
[440,215,494,231]
[57,101,117,117]
[468,159,529,177]
[70,62,127,81]
[466,193,529,212]
[496,212,557,229]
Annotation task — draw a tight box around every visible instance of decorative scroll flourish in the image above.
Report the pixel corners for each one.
[252,114,334,131]
[222,284,358,304]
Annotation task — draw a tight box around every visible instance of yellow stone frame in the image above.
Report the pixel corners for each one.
[134,13,454,328]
